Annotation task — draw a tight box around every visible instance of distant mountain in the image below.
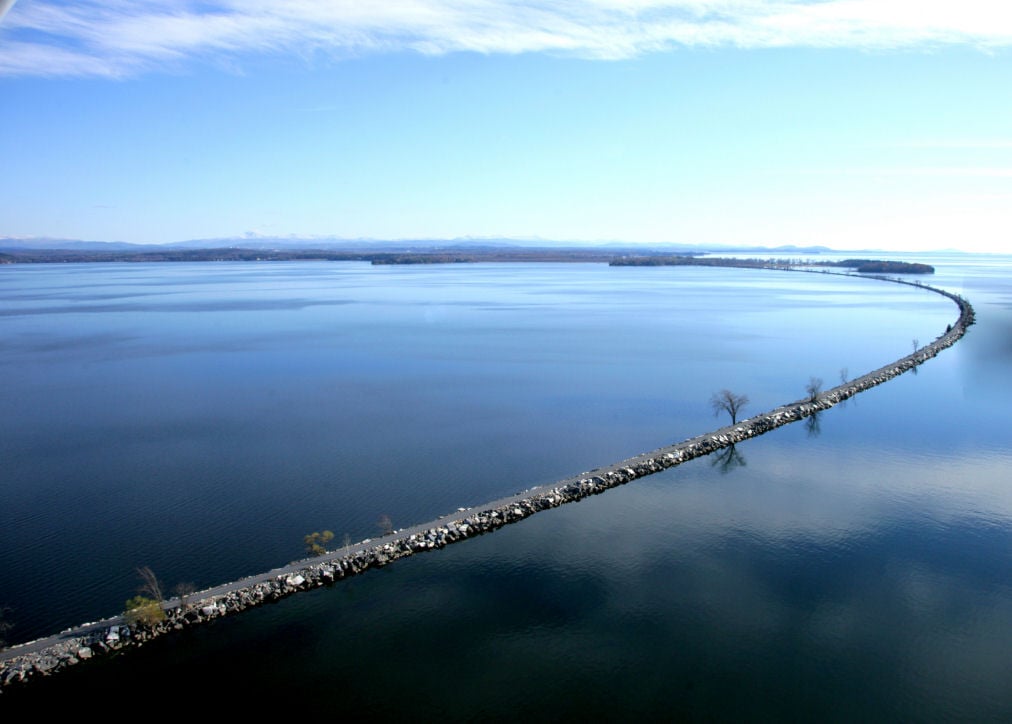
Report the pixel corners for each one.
[688,243,836,255]
[0,236,883,256]
[164,236,578,251]
[0,237,149,251]
[161,236,396,250]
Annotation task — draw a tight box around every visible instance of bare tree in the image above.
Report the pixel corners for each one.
[805,377,823,402]
[377,514,394,537]
[840,367,849,384]
[710,389,749,424]
[173,582,196,610]
[137,565,163,602]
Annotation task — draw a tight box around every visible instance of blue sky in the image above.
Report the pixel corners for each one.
[2,1,1011,252]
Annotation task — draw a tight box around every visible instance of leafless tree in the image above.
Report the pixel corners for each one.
[173,582,196,610]
[805,377,823,402]
[710,389,749,424]
[137,565,163,602]
[377,514,394,537]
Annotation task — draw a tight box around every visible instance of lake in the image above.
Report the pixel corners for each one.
[1,255,1010,717]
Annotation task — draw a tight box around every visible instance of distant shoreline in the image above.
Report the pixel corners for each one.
[5,246,658,264]
[0,246,933,274]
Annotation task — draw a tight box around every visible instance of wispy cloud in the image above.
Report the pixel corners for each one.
[888,139,1012,150]
[805,166,1012,178]
[3,0,1012,78]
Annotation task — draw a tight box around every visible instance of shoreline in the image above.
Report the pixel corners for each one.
[0,269,975,694]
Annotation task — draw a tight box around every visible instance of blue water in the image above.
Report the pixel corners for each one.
[1,256,1010,718]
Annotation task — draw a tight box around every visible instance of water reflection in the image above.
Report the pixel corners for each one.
[805,410,822,437]
[711,443,747,474]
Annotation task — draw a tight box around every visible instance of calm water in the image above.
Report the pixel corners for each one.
[1,256,1010,718]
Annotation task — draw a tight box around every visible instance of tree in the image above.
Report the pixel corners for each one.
[304,530,334,556]
[173,582,196,610]
[805,377,823,402]
[377,514,394,536]
[125,566,166,626]
[710,389,749,424]
[125,596,165,626]
[137,565,163,601]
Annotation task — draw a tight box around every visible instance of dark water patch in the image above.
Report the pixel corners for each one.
[0,330,138,355]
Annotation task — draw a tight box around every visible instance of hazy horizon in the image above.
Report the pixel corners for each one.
[0,233,994,257]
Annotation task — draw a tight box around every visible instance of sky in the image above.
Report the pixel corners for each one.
[1,1,1011,253]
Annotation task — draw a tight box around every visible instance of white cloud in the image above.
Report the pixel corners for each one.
[3,0,1012,78]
